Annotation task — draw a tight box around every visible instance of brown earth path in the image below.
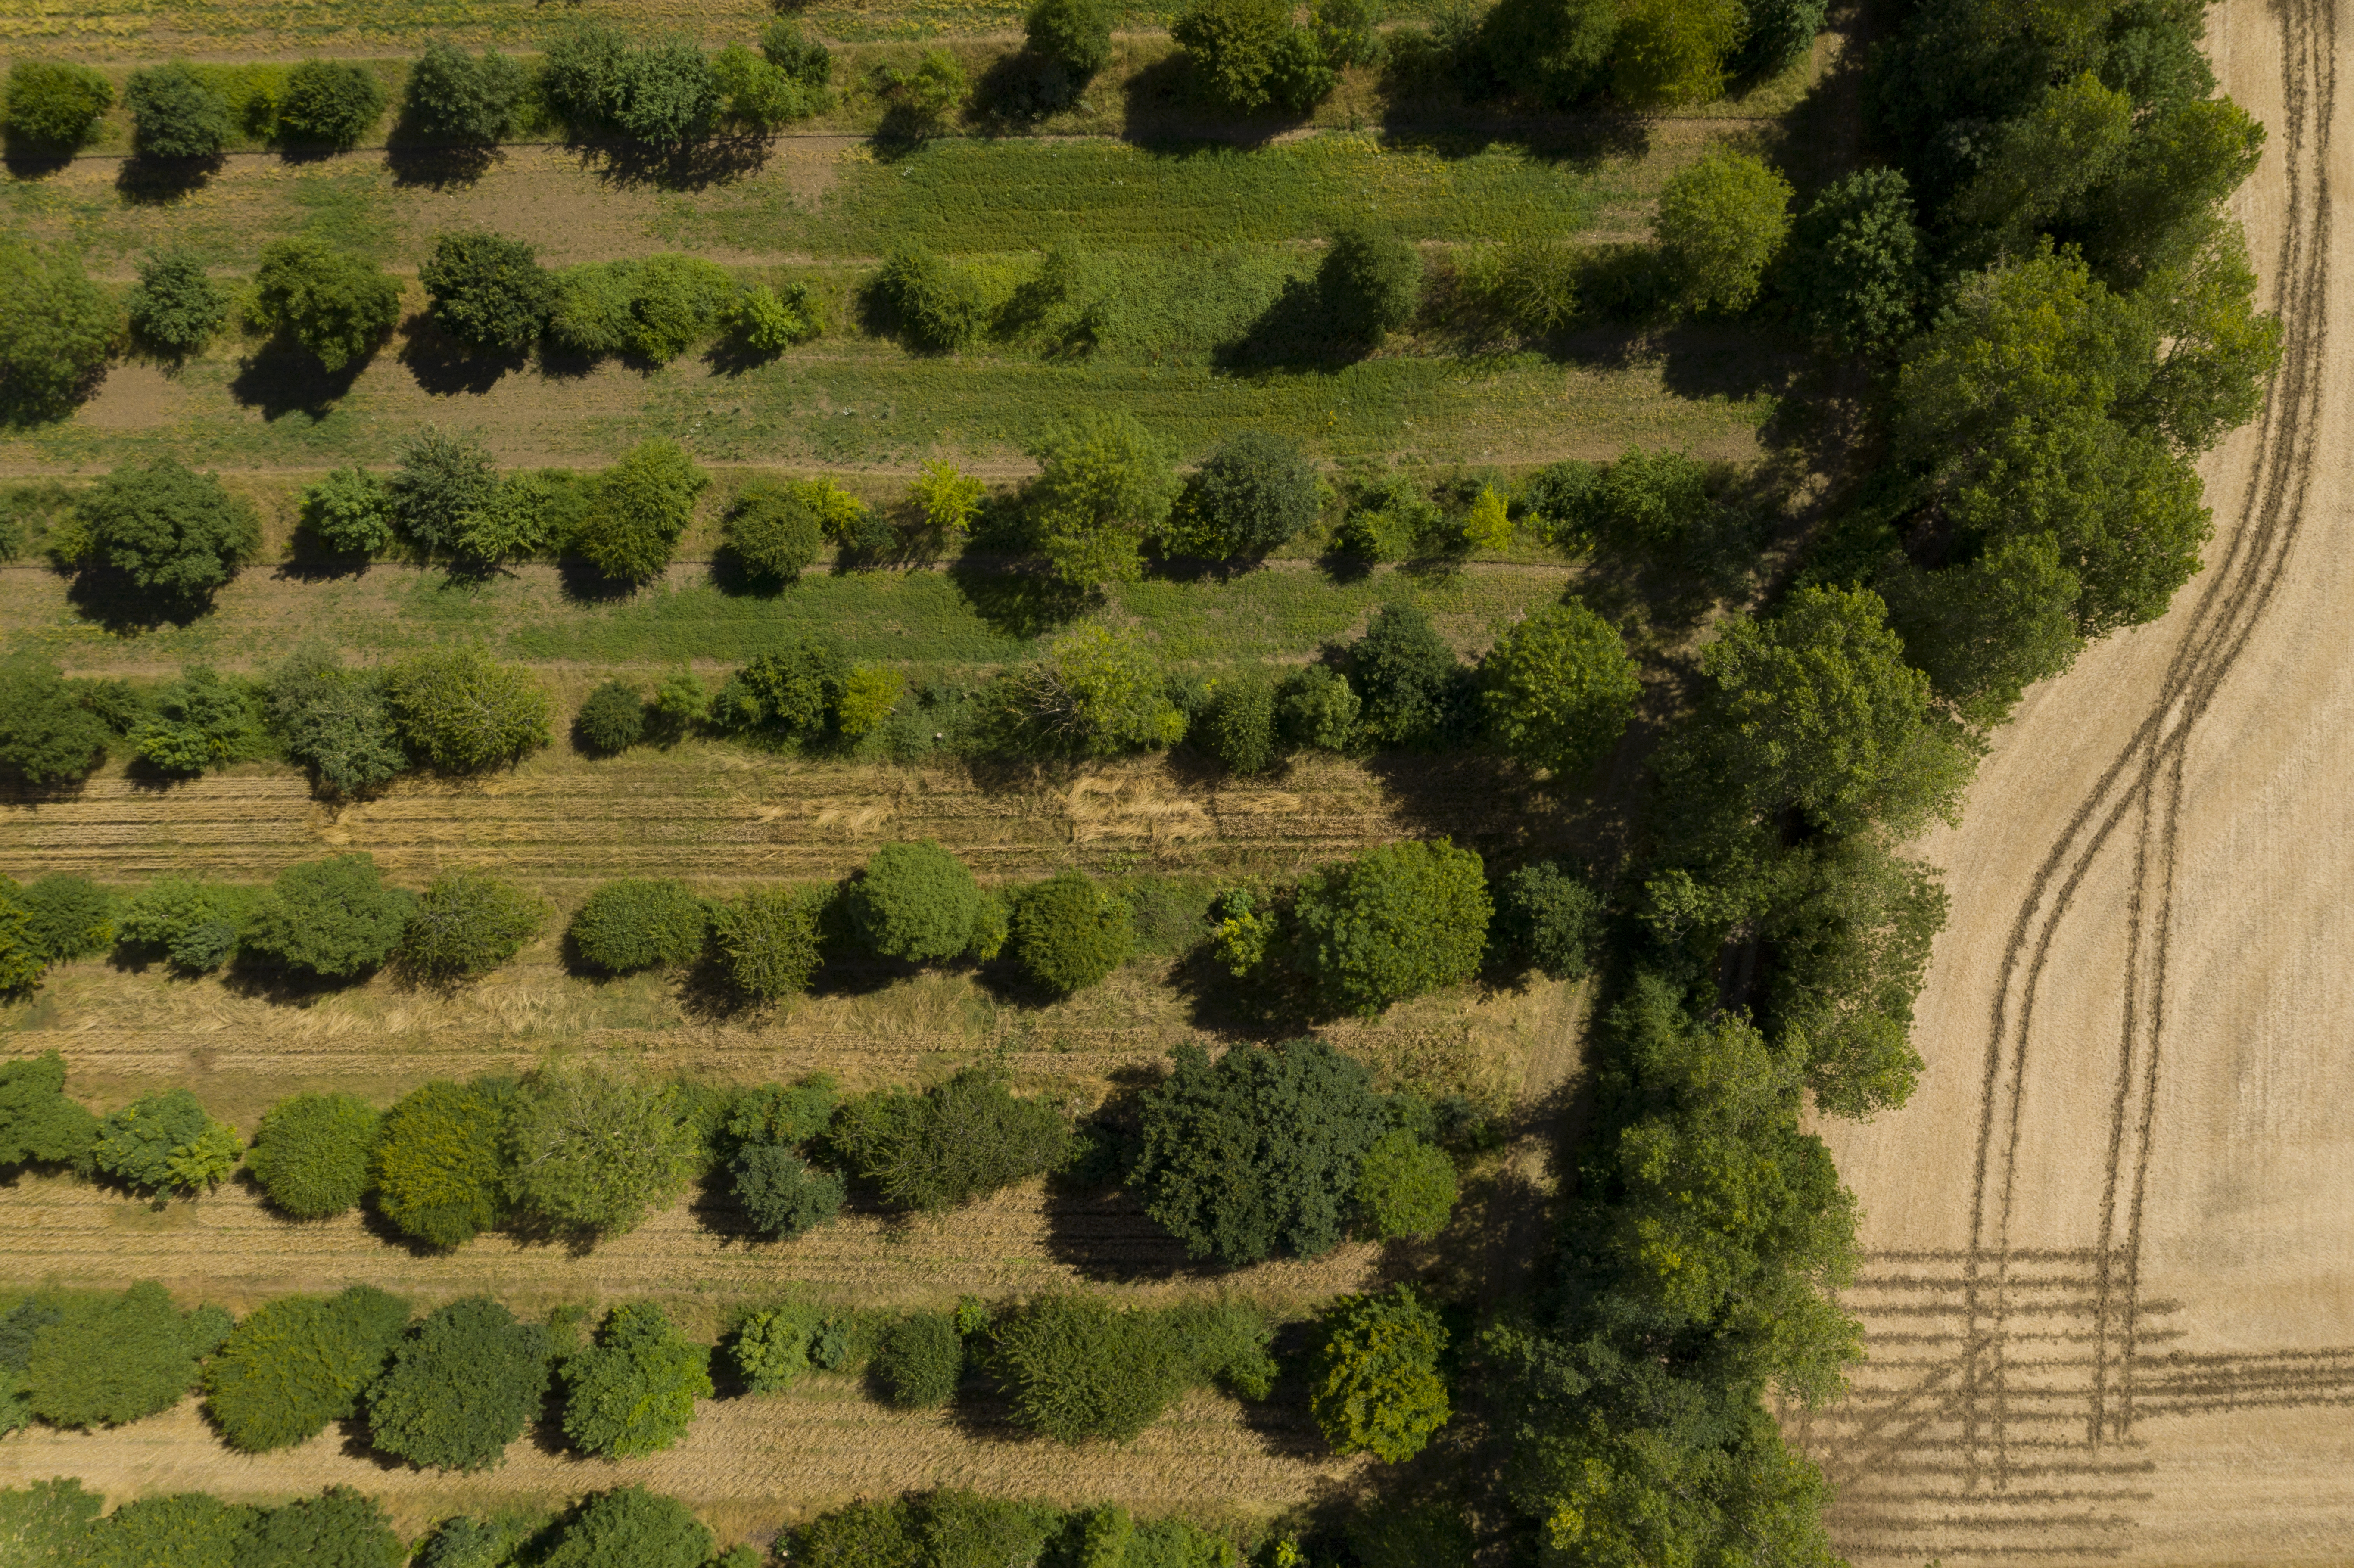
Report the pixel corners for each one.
[1797,0,2354,1561]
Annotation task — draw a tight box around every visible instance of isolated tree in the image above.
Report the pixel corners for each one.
[250,238,403,372]
[401,39,527,145]
[830,1066,1073,1212]
[506,1064,698,1237]
[1129,1038,1392,1264]
[712,886,824,1002]
[1008,871,1132,995]
[366,1296,550,1470]
[1292,838,1492,1018]
[401,871,543,981]
[573,439,706,583]
[1347,602,1463,747]
[1321,226,1422,342]
[0,661,108,787]
[0,1051,98,1170]
[243,853,415,979]
[371,1080,512,1249]
[0,242,115,425]
[1655,149,1794,314]
[276,60,386,147]
[21,1281,202,1428]
[93,1088,240,1196]
[75,457,261,607]
[125,62,230,159]
[1026,411,1179,586]
[872,1312,963,1407]
[246,1092,379,1218]
[574,680,646,754]
[205,1287,410,1452]
[1787,167,1923,355]
[1481,600,1641,775]
[127,248,229,356]
[421,231,557,352]
[560,1303,712,1458]
[1309,1285,1451,1461]
[542,1487,714,1568]
[1353,1129,1457,1240]
[1164,430,1320,560]
[385,645,553,772]
[845,840,1000,963]
[723,479,826,583]
[3,61,114,150]
[569,878,709,973]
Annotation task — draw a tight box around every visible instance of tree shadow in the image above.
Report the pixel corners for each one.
[384,135,501,191]
[62,568,214,635]
[1039,1175,1242,1284]
[218,954,383,1007]
[275,532,377,582]
[1212,277,1369,374]
[968,51,1090,133]
[945,556,1088,638]
[113,154,224,204]
[1114,56,1304,145]
[398,314,526,397]
[582,132,772,192]
[554,558,650,604]
[228,351,369,421]
[0,140,73,180]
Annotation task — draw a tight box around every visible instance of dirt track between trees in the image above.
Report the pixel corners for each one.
[1799,0,2354,1560]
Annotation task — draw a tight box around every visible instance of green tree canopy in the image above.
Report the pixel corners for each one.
[991,1296,1274,1444]
[371,1080,513,1250]
[1787,167,1923,355]
[125,62,229,157]
[401,38,527,144]
[1481,600,1641,775]
[366,1295,550,1470]
[871,1312,963,1407]
[265,651,407,799]
[1008,871,1133,996]
[204,1287,410,1452]
[1162,429,1321,560]
[1610,0,1743,104]
[420,231,557,352]
[22,1281,204,1429]
[1291,838,1492,1018]
[385,644,553,772]
[559,1303,711,1459]
[711,886,824,1001]
[4,61,114,150]
[246,1092,379,1218]
[0,1051,97,1170]
[845,840,999,963]
[574,439,707,583]
[243,852,417,979]
[1654,149,1794,314]
[1320,226,1422,342]
[568,878,710,974]
[241,1486,404,1568]
[250,237,403,373]
[1353,1129,1457,1241]
[93,1088,239,1196]
[1025,411,1179,587]
[990,622,1187,758]
[0,661,109,788]
[831,1066,1073,1212]
[1878,534,2086,728]
[275,60,386,147]
[0,243,116,426]
[76,457,262,607]
[1309,1285,1451,1461]
[542,1487,715,1568]
[1346,602,1463,748]
[505,1064,698,1238]
[400,871,543,982]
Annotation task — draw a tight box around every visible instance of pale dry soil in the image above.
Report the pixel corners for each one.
[1797,0,2354,1562]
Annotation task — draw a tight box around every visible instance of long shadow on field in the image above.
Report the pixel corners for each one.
[228,352,367,422]
[399,316,526,397]
[578,133,772,193]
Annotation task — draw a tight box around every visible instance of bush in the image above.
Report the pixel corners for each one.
[1201,669,1279,774]
[244,1485,404,1568]
[19,874,117,960]
[401,871,543,982]
[992,1295,1274,1444]
[421,231,557,352]
[389,426,498,553]
[276,60,385,146]
[872,1313,963,1407]
[246,1092,378,1218]
[290,469,390,557]
[1353,1129,1457,1239]
[736,280,820,353]
[1347,601,1463,747]
[402,39,526,144]
[910,460,987,535]
[713,886,824,1002]
[1480,600,1641,775]
[1164,430,1320,560]
[126,63,230,159]
[367,1296,550,1470]
[560,1303,711,1458]
[243,852,416,979]
[131,666,262,775]
[730,1301,828,1390]
[21,1281,204,1428]
[722,479,826,582]
[0,1051,98,1169]
[763,19,835,87]
[1315,0,1385,65]
[386,644,553,772]
[570,878,709,973]
[93,1087,239,1195]
[846,840,999,962]
[118,876,255,974]
[1499,859,1604,980]
[574,438,706,583]
[250,237,403,372]
[872,48,967,128]
[877,246,989,352]
[0,243,115,426]
[75,457,261,606]
[1173,0,1324,111]
[508,1065,699,1238]
[204,1287,409,1452]
[1736,0,1827,75]
[1308,1284,1449,1461]
[1009,871,1132,995]
[371,1080,512,1249]
[1787,166,1923,355]
[611,38,723,145]
[543,1487,713,1568]
[1028,0,1117,82]
[127,249,228,356]
[831,1065,1074,1212]
[4,62,114,151]
[1320,226,1421,342]
[1654,147,1793,314]
[989,622,1187,757]
[1609,0,1744,104]
[713,44,809,133]
[709,637,852,741]
[265,650,408,798]
[731,1143,845,1238]
[1026,411,1179,587]
[0,659,107,786]
[1129,1039,1391,1264]
[574,680,646,755]
[1293,838,1492,1017]
[0,894,44,996]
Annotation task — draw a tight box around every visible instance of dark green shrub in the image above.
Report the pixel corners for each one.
[401,871,543,981]
[543,1487,713,1568]
[713,886,824,1001]
[367,1296,550,1469]
[389,426,498,552]
[0,660,109,786]
[1482,0,1615,106]
[243,852,416,979]
[1201,669,1279,774]
[386,644,553,772]
[877,246,987,352]
[204,1287,409,1452]
[1027,0,1116,79]
[118,876,256,974]
[1347,1504,1476,1568]
[1736,0,1828,75]
[1583,445,1718,555]
[574,438,706,583]
[371,1080,512,1249]
[1480,599,1641,775]
[276,60,385,146]
[250,237,403,372]
[1353,1129,1457,1239]
[992,1295,1274,1444]
[401,39,526,144]
[1263,25,1337,112]
[452,469,576,564]
[0,1051,98,1170]
[296,468,394,551]
[576,680,646,754]
[762,19,835,86]
[847,840,999,962]
[265,650,408,798]
[3,61,114,151]
[1308,1284,1449,1461]
[1500,859,1603,980]
[1347,601,1463,747]
[1292,838,1492,1017]
[247,1092,378,1218]
[126,63,230,159]
[76,457,261,607]
[872,1312,962,1407]
[1320,226,1421,342]
[93,1087,239,1195]
[1314,0,1385,65]
[560,1303,711,1458]
[0,243,115,425]
[611,38,722,144]
[1172,0,1291,109]
[722,478,829,582]
[421,230,557,352]
[130,666,263,775]
[21,1281,205,1428]
[712,43,808,131]
[0,887,47,993]
[1008,871,1132,995]
[570,878,709,973]
[1787,166,1923,355]
[242,1485,404,1568]
[127,249,228,355]
[1129,1038,1391,1264]
[730,1144,845,1238]
[1654,148,1794,314]
[710,636,850,740]
[84,1492,255,1567]
[831,1066,1074,1212]
[19,873,117,960]
[729,1301,827,1390]
[1164,431,1319,560]
[506,1064,699,1238]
